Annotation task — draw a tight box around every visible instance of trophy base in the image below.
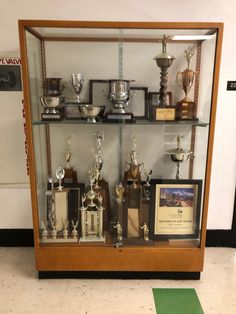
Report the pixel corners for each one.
[63,168,78,185]
[105,111,134,121]
[40,237,78,243]
[41,112,63,121]
[176,101,198,120]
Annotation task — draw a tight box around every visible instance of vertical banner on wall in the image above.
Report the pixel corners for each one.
[0,57,22,91]
[22,99,30,176]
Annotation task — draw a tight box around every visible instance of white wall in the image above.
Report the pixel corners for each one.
[0,0,235,229]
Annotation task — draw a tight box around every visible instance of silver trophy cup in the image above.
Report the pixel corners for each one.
[71,73,84,103]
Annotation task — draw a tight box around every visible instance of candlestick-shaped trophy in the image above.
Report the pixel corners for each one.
[176,47,198,120]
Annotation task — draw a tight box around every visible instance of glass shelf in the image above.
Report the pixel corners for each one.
[32,119,209,127]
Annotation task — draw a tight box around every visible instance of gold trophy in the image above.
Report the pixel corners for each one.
[63,136,78,185]
[125,136,144,189]
[176,47,197,120]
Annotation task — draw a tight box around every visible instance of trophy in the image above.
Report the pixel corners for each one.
[71,73,84,103]
[140,222,149,241]
[40,77,65,121]
[106,79,133,120]
[125,136,144,189]
[55,166,65,191]
[153,35,175,107]
[79,170,105,242]
[63,136,78,185]
[176,47,197,120]
[40,96,62,120]
[166,135,193,179]
[115,183,125,204]
[143,169,152,201]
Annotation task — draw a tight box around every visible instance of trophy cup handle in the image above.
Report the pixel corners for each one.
[139,162,144,173]
[39,96,47,108]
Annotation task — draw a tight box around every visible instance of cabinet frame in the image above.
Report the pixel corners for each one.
[18,20,223,275]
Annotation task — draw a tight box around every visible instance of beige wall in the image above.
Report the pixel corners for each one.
[0,0,235,229]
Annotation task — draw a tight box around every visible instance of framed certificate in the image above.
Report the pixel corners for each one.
[149,179,202,239]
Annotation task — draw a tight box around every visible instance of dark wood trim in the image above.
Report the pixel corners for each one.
[38,270,200,280]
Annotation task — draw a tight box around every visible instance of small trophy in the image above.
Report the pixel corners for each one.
[55,167,65,191]
[50,219,57,239]
[71,220,78,239]
[113,222,123,242]
[176,47,197,120]
[125,136,144,189]
[71,73,84,103]
[106,79,134,121]
[140,222,149,241]
[93,131,104,189]
[62,220,69,239]
[63,136,78,185]
[143,169,152,200]
[41,221,48,240]
[166,135,193,179]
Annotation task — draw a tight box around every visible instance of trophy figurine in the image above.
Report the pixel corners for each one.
[71,73,84,103]
[62,221,69,239]
[166,135,193,180]
[143,169,152,200]
[153,35,175,107]
[64,136,72,169]
[140,222,149,241]
[55,167,65,191]
[106,79,133,120]
[176,47,197,120]
[71,220,78,239]
[115,183,125,204]
[50,219,57,239]
[41,221,48,240]
[93,131,104,188]
[113,222,123,242]
[125,136,144,188]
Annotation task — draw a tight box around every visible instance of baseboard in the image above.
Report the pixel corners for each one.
[38,271,200,280]
[0,228,235,247]
[206,229,235,248]
[0,229,34,247]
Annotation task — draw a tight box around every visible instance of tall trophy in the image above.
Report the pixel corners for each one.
[125,136,144,189]
[153,35,175,107]
[79,170,105,242]
[166,135,193,179]
[91,131,110,230]
[176,47,197,120]
[40,77,64,121]
[106,79,133,121]
[71,73,84,103]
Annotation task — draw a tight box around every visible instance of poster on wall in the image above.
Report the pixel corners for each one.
[0,57,22,91]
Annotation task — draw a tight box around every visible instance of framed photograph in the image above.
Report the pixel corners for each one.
[0,57,22,91]
[89,79,111,113]
[129,87,148,119]
[64,103,81,119]
[149,179,202,240]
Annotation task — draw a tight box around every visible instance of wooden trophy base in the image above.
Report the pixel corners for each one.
[176,101,198,120]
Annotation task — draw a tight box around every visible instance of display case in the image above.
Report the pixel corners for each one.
[18,20,223,278]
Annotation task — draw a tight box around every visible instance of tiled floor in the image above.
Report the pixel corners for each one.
[0,247,235,314]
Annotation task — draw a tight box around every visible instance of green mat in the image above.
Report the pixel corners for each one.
[152,288,204,314]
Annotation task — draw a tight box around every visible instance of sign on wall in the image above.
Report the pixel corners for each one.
[0,57,22,91]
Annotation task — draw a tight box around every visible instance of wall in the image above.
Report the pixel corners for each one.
[0,0,235,229]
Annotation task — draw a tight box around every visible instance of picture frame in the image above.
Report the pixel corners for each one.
[64,102,90,120]
[89,79,148,119]
[149,179,202,240]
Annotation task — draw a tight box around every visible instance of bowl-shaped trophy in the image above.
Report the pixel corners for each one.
[71,73,84,103]
[153,35,175,107]
[106,79,133,121]
[40,96,62,120]
[176,47,197,120]
[79,104,105,123]
[166,135,193,180]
